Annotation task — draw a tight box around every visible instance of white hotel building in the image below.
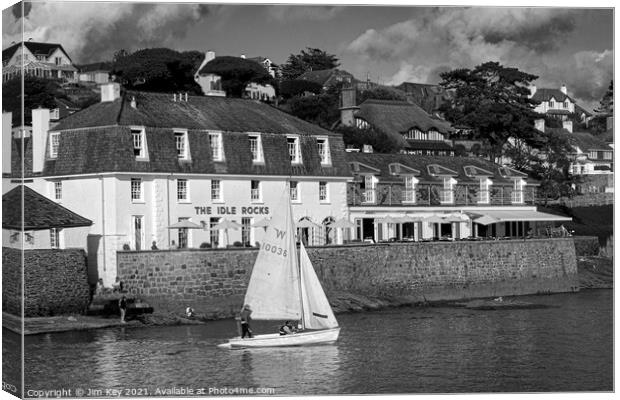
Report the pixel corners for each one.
[3,83,350,285]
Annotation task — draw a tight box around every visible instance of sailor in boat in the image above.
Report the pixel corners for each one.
[240,304,253,338]
[279,321,297,336]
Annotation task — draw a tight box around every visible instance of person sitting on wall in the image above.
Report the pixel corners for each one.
[186,306,195,318]
[279,321,296,335]
[151,241,158,250]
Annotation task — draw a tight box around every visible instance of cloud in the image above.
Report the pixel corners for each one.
[267,5,344,21]
[345,7,611,106]
[2,2,212,63]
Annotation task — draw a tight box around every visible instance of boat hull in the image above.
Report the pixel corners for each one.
[218,327,340,349]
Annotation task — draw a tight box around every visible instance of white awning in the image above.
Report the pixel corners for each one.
[472,210,572,226]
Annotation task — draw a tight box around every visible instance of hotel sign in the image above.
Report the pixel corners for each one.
[194,206,270,215]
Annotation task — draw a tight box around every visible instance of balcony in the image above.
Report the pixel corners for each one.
[348,183,537,207]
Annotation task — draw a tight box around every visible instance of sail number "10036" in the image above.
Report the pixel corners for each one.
[262,242,288,258]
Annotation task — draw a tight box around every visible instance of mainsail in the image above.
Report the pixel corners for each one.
[299,242,339,330]
[243,190,301,320]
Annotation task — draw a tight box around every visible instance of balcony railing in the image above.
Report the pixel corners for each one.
[348,183,537,206]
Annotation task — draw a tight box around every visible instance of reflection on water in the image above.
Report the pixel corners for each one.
[7,290,612,394]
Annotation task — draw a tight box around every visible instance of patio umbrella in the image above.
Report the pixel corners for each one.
[167,220,202,229]
[251,217,271,228]
[213,219,243,246]
[473,215,500,226]
[296,219,320,228]
[424,215,446,224]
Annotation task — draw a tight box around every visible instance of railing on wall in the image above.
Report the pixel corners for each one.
[348,183,537,206]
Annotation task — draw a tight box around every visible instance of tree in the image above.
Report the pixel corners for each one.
[2,76,60,125]
[594,80,613,115]
[200,56,272,98]
[281,47,340,81]
[439,62,541,162]
[335,125,402,153]
[357,86,407,104]
[111,48,203,94]
[279,79,323,99]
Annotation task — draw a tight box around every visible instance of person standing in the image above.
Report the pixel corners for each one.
[119,296,127,323]
[240,304,253,338]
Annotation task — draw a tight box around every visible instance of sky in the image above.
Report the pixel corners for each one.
[1,1,615,111]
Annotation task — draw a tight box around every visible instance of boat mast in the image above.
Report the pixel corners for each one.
[290,180,306,331]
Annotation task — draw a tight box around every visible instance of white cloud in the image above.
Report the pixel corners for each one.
[345,7,612,105]
[267,5,344,21]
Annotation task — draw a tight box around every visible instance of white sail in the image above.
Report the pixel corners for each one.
[243,189,301,320]
[299,242,339,330]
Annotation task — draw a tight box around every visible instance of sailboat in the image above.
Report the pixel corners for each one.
[218,188,340,349]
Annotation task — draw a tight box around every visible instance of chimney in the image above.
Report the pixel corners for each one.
[240,54,246,59]
[2,112,12,174]
[205,51,216,63]
[339,86,359,127]
[560,84,567,95]
[535,118,545,132]
[32,108,50,173]
[563,120,573,133]
[100,82,121,102]
[529,85,537,98]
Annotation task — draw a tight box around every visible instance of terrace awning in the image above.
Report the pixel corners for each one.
[471,210,572,226]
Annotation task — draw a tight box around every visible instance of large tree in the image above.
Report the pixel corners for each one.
[200,56,273,98]
[335,125,402,153]
[439,62,541,162]
[2,76,60,125]
[111,48,204,94]
[280,47,340,81]
[594,80,613,115]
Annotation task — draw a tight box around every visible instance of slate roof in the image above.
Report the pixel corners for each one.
[574,104,593,117]
[564,131,613,152]
[346,153,537,185]
[34,91,350,178]
[2,41,72,63]
[2,185,92,230]
[297,69,353,87]
[531,88,573,103]
[354,99,453,146]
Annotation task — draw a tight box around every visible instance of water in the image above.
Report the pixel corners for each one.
[4,290,613,395]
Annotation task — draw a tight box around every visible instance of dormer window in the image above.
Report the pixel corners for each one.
[287,136,301,164]
[209,132,223,161]
[361,175,377,204]
[131,128,147,159]
[316,137,330,165]
[511,179,525,204]
[403,176,418,204]
[440,177,457,204]
[478,178,492,204]
[405,128,423,140]
[563,101,568,108]
[174,130,189,160]
[549,100,555,108]
[248,134,263,163]
[355,118,370,129]
[49,132,60,158]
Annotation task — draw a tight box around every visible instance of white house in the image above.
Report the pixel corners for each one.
[2,41,77,82]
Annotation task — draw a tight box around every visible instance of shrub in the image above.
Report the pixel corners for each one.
[199,242,211,249]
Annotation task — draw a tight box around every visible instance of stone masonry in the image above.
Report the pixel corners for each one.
[117,238,579,307]
[2,247,91,316]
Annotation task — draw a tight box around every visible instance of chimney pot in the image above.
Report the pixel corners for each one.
[560,84,567,95]
[173,93,177,102]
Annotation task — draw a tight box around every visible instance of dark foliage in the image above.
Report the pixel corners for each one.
[279,79,323,99]
[594,80,613,115]
[111,48,204,94]
[335,125,402,153]
[281,47,340,81]
[357,86,406,104]
[439,62,541,162]
[2,76,60,125]
[200,56,272,98]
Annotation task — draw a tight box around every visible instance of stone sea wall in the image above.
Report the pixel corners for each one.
[117,238,579,312]
[2,247,91,316]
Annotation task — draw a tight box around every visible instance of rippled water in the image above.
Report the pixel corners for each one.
[4,290,613,395]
